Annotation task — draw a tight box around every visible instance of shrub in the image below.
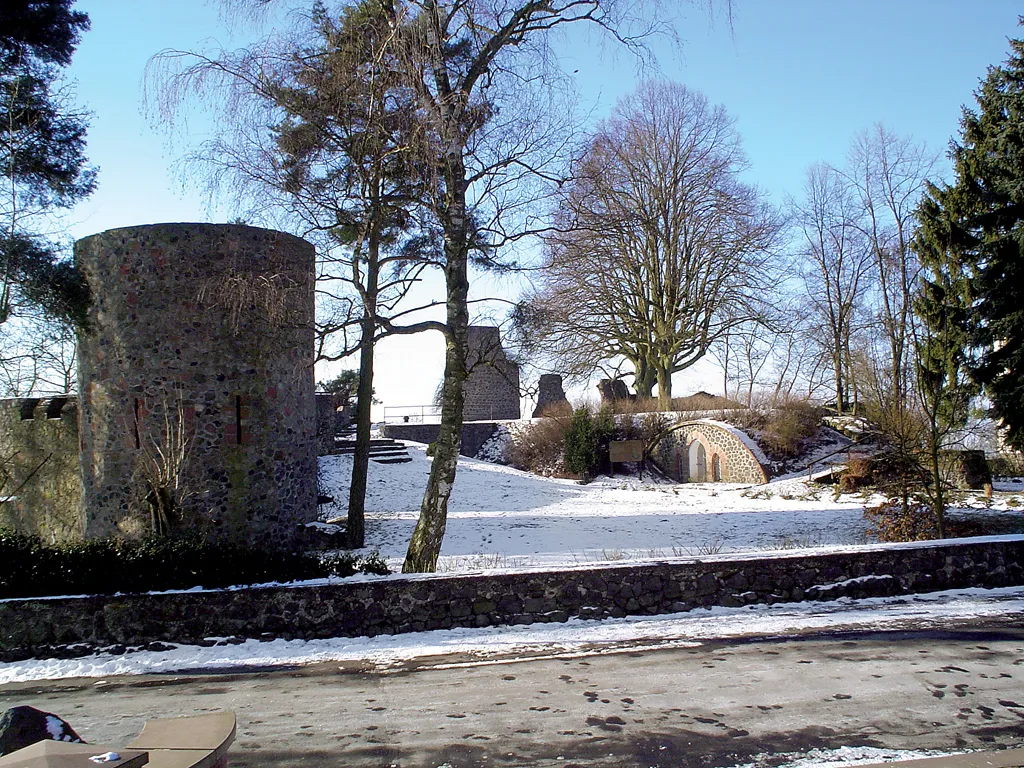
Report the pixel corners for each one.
[0,530,390,599]
[757,399,824,458]
[864,498,938,542]
[839,454,875,493]
[669,393,743,412]
[563,407,614,480]
[564,407,597,478]
[603,397,661,415]
[504,416,573,476]
[533,400,572,418]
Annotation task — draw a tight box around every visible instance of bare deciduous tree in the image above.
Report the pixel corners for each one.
[148,2,444,548]
[792,163,873,414]
[524,81,782,409]
[0,310,76,396]
[843,126,937,415]
[380,1,701,572]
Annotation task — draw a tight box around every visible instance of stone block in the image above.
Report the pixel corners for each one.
[696,572,718,595]
[0,706,83,756]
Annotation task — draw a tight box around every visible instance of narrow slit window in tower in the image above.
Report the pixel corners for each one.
[133,398,141,449]
[235,395,243,445]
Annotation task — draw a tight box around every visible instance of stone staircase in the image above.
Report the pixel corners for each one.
[334,436,412,464]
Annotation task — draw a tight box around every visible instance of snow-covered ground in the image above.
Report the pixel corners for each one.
[5,449,1024,767]
[318,443,1024,572]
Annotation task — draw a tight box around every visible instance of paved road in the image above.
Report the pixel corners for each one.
[3,623,1024,768]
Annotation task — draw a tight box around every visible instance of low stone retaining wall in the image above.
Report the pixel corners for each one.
[2,536,1023,661]
[382,422,499,457]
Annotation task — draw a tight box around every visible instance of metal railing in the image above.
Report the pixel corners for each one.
[383,404,443,424]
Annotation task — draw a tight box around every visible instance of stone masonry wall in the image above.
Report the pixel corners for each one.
[74,223,317,549]
[464,327,521,421]
[315,393,346,455]
[0,397,83,542]
[382,422,499,458]
[2,536,1022,659]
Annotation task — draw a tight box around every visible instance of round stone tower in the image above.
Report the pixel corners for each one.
[75,223,316,549]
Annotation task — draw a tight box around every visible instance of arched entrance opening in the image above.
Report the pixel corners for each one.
[689,441,707,482]
[712,453,722,482]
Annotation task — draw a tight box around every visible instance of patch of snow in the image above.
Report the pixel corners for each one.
[768,428,859,481]
[45,715,67,740]
[994,479,1024,491]
[303,521,343,533]
[824,415,872,436]
[809,574,894,592]
[317,447,1024,574]
[318,448,877,573]
[732,745,953,768]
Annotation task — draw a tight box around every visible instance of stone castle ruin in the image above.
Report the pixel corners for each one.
[0,222,775,548]
[533,374,569,417]
[463,326,521,421]
[1,223,317,549]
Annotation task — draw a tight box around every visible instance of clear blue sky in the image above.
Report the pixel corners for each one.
[62,0,1024,412]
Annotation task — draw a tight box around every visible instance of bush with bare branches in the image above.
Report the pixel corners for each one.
[732,397,825,460]
[504,416,574,478]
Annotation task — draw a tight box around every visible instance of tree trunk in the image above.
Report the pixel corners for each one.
[928,423,947,539]
[656,364,672,411]
[147,484,174,537]
[346,320,374,548]
[403,171,470,573]
[634,358,655,400]
[833,346,845,414]
[346,229,381,549]
[346,323,374,548]
[844,335,860,416]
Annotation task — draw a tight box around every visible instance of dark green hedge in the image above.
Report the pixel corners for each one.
[0,531,390,599]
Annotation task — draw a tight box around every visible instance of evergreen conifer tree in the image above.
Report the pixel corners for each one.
[0,0,94,329]
[914,30,1024,449]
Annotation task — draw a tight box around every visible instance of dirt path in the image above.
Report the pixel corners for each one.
[3,624,1024,767]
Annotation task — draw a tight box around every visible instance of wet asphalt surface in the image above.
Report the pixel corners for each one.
[3,621,1024,767]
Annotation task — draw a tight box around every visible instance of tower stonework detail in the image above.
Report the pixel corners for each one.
[463,326,520,421]
[75,223,317,549]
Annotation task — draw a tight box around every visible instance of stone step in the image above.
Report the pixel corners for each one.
[372,456,413,464]
[335,438,399,450]
[336,448,408,458]
[332,437,412,464]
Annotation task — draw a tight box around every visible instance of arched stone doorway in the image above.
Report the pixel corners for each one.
[653,419,769,485]
[689,441,707,482]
